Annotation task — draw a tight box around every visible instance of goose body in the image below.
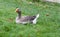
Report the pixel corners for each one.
[15,8,39,24]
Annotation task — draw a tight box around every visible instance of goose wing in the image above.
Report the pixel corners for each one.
[20,16,36,22]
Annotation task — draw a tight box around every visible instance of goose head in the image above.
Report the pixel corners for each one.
[16,8,21,18]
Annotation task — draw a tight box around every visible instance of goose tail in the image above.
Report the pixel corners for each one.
[32,14,39,24]
[36,14,39,19]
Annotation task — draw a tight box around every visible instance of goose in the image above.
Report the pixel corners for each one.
[15,8,39,24]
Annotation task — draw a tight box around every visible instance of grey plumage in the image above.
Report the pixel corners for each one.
[15,8,39,24]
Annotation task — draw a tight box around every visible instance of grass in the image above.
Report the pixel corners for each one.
[0,0,60,37]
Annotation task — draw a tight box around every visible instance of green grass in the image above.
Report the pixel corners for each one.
[0,0,60,37]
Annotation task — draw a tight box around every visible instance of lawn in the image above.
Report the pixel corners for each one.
[0,0,60,37]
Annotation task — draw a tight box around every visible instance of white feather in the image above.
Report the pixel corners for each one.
[32,14,39,24]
